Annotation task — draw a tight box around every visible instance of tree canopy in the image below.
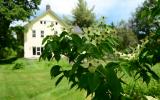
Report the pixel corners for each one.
[0,0,41,58]
[130,0,160,39]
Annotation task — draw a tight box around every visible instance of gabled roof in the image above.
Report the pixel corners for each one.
[25,9,68,28]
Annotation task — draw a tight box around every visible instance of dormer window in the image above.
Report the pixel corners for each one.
[44,21,46,24]
[32,30,36,37]
[55,22,58,25]
[40,21,43,24]
[40,21,46,24]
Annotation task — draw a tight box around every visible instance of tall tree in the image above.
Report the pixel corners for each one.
[72,0,95,28]
[0,0,41,58]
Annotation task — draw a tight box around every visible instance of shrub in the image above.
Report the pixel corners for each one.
[12,62,24,70]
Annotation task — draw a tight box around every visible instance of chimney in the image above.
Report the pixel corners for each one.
[46,4,51,11]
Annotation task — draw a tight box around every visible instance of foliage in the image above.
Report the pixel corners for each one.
[72,0,95,28]
[0,47,16,59]
[40,15,160,99]
[12,62,24,70]
[0,0,41,58]
[114,20,138,51]
[41,6,160,99]
[130,0,160,39]
[41,19,123,99]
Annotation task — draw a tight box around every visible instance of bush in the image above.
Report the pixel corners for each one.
[0,47,17,59]
[12,62,24,70]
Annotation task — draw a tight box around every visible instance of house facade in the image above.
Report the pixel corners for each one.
[24,5,67,58]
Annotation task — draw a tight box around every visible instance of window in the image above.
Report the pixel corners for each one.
[54,31,58,35]
[32,30,36,37]
[41,47,43,53]
[40,21,43,24]
[37,47,41,55]
[55,22,58,25]
[41,30,44,37]
[32,47,43,56]
[33,47,36,55]
[44,21,46,24]
[40,21,46,24]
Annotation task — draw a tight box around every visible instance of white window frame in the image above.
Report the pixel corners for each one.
[32,47,43,56]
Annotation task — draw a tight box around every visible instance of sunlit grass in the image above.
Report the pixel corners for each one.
[0,58,85,100]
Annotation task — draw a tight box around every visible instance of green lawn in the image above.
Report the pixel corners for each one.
[0,58,85,100]
[0,58,160,100]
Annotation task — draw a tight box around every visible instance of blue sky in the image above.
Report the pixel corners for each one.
[37,0,145,24]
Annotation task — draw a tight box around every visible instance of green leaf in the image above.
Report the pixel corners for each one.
[144,63,160,81]
[55,75,64,86]
[70,82,77,89]
[60,31,68,38]
[79,73,89,89]
[140,69,150,85]
[50,65,61,78]
[88,72,101,92]
[87,44,102,58]
[105,64,122,100]
[107,62,119,69]
[54,52,61,62]
[100,41,114,53]
[70,34,82,46]
[42,35,50,44]
[120,62,131,76]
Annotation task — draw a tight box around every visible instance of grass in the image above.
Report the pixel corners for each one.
[0,58,160,100]
[0,58,85,100]
[122,63,160,99]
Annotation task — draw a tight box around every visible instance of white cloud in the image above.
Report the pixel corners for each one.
[38,0,145,23]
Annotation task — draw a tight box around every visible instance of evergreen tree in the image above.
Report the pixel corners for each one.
[72,0,95,28]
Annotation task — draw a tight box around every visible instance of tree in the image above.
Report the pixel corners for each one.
[72,0,95,28]
[130,0,159,39]
[41,18,159,99]
[115,20,138,52]
[0,0,41,58]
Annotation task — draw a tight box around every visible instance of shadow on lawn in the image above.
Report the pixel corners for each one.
[0,57,18,64]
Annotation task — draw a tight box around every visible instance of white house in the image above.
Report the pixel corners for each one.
[24,5,67,58]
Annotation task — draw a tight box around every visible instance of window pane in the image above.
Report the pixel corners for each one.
[37,52,40,55]
[32,33,36,37]
[32,30,36,37]
[33,47,36,55]
[41,33,44,37]
[54,31,58,35]
[41,30,44,34]
[32,30,36,33]
[40,21,43,24]
[55,22,58,25]
[41,30,44,37]
[37,47,40,51]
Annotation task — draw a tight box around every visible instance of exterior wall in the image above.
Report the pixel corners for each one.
[24,14,64,58]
